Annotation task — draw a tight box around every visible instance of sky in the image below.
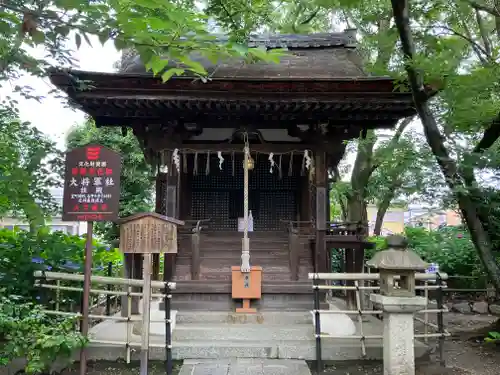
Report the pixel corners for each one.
[1,36,120,149]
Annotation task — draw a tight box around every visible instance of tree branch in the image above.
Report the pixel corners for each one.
[474,8,493,58]
[370,115,414,174]
[473,114,500,153]
[420,24,489,63]
[392,0,500,292]
[466,0,500,17]
[300,7,320,25]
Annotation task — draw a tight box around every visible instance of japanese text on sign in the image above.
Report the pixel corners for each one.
[62,145,121,222]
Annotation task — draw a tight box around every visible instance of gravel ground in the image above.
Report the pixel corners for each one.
[62,361,182,375]
[57,313,500,375]
[324,313,500,375]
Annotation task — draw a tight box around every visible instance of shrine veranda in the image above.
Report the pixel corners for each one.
[49,31,418,312]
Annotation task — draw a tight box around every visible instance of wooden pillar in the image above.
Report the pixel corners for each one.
[153,172,168,281]
[314,152,328,274]
[164,161,180,281]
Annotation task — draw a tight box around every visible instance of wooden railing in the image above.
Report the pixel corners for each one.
[282,221,313,280]
[182,218,212,280]
[282,220,367,280]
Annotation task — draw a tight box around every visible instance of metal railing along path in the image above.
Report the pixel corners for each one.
[33,271,176,375]
[308,272,450,374]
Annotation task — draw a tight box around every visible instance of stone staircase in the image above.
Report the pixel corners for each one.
[171,231,314,311]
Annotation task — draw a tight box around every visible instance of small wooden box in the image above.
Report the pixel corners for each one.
[231,266,262,300]
[118,212,184,254]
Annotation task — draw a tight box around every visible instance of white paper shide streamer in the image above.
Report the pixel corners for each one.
[268,152,275,173]
[217,151,224,170]
[304,150,312,170]
[172,148,180,173]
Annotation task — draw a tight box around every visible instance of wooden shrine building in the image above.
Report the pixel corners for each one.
[49,31,417,310]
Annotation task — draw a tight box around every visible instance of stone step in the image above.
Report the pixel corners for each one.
[179,359,312,375]
[174,311,312,325]
[86,337,429,361]
[170,293,314,311]
[170,323,314,341]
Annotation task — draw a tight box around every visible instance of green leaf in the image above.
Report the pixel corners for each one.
[180,57,206,75]
[114,38,127,51]
[31,30,45,45]
[145,55,170,75]
[247,46,268,61]
[82,33,92,47]
[161,68,184,82]
[75,33,82,49]
[98,32,109,46]
[231,43,248,56]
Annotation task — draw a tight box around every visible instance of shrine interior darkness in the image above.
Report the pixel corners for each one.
[188,153,303,231]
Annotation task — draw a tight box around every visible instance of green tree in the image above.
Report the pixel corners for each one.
[66,119,153,245]
[369,131,439,235]
[381,0,500,289]
[0,0,286,101]
[0,105,63,228]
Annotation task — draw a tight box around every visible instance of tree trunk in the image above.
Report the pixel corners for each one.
[391,0,500,291]
[348,131,376,235]
[373,194,393,236]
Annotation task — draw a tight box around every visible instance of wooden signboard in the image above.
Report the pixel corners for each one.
[119,213,184,254]
[62,144,121,222]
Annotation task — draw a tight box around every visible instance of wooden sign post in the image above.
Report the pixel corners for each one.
[119,213,184,375]
[62,144,121,375]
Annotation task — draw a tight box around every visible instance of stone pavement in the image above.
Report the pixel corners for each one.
[178,359,312,375]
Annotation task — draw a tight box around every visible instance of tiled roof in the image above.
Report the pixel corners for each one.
[119,30,365,79]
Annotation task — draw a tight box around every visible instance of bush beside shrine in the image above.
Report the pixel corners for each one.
[0,227,121,373]
[364,226,494,290]
[0,226,123,305]
[331,225,493,289]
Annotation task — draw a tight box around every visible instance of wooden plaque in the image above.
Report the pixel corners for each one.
[118,212,184,254]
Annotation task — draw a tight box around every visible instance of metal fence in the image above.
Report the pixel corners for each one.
[34,270,453,375]
[308,272,450,374]
[33,271,176,375]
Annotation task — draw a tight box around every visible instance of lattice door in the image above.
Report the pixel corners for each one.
[190,153,300,231]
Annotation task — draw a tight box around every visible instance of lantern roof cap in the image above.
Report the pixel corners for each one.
[366,235,427,271]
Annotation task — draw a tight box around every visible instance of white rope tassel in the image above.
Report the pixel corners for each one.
[268,152,275,173]
[158,151,167,174]
[304,150,312,170]
[205,151,210,175]
[217,151,224,170]
[241,142,251,273]
[172,148,180,173]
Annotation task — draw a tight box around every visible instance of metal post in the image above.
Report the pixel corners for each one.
[313,277,323,374]
[164,254,173,375]
[80,221,93,375]
[436,273,445,367]
[140,254,152,375]
[106,261,112,316]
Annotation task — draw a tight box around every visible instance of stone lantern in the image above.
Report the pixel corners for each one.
[367,235,427,297]
[366,235,428,375]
